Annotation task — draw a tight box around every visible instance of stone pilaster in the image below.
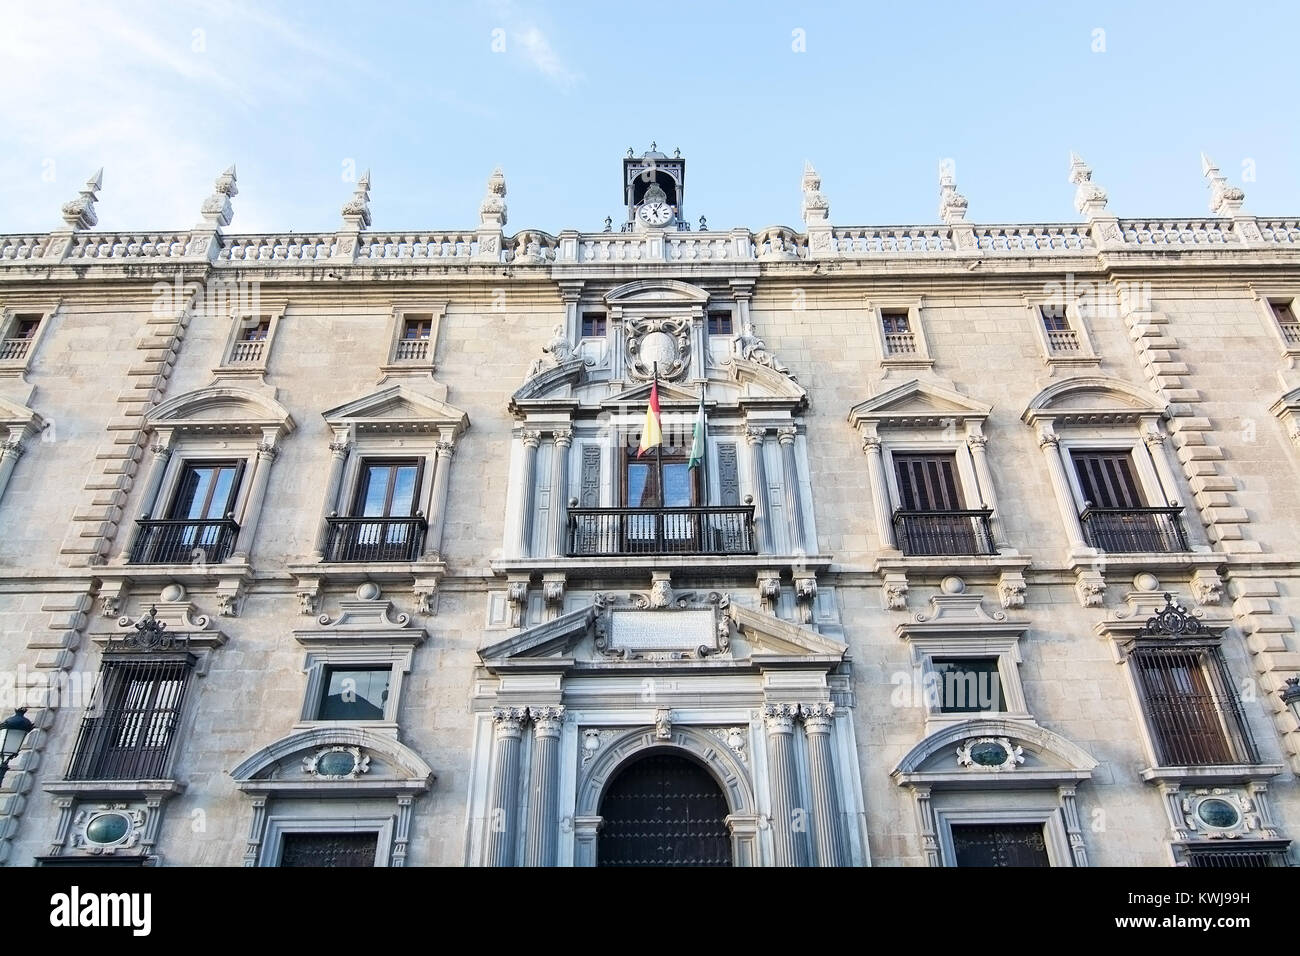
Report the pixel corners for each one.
[313,435,351,558]
[424,436,456,559]
[861,432,895,549]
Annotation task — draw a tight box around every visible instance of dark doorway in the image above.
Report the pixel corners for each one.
[597,751,731,867]
[951,823,1051,867]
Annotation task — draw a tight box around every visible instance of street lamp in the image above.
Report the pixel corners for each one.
[1281,677,1300,722]
[0,708,34,788]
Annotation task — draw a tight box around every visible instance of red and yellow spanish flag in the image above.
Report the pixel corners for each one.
[637,378,663,457]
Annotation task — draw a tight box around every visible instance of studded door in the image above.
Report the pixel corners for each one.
[597,752,731,867]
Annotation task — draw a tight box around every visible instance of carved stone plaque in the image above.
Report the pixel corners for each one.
[609,609,715,653]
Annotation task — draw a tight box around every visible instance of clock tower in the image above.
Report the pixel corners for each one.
[624,143,685,231]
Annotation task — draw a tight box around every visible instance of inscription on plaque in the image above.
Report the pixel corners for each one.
[609,609,716,652]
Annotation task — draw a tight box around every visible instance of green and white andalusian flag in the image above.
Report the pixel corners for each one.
[688,386,706,470]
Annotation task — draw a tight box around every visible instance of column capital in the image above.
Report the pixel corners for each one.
[492,706,528,737]
[521,429,542,449]
[744,426,767,446]
[435,439,457,459]
[799,701,836,733]
[861,434,882,454]
[1,438,25,459]
[762,702,798,733]
[552,428,574,448]
[530,705,566,737]
[966,434,988,451]
[776,425,798,446]
[328,438,351,456]
[256,441,278,462]
[1143,431,1166,448]
[1037,431,1060,450]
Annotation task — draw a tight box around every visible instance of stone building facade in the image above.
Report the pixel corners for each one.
[0,148,1297,867]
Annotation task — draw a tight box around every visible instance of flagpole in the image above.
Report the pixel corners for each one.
[700,379,708,506]
[653,363,665,509]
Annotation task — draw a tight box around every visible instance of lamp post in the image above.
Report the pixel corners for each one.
[1281,677,1300,723]
[0,707,34,788]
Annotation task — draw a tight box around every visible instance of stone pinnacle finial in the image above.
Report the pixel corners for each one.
[1201,153,1246,216]
[938,161,968,224]
[60,168,103,231]
[801,161,829,224]
[340,170,372,231]
[1068,151,1109,216]
[198,164,238,229]
[479,167,507,228]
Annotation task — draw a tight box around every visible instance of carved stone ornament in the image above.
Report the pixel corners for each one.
[956,737,1025,772]
[525,323,579,381]
[626,316,690,381]
[709,726,749,765]
[730,319,790,376]
[302,745,371,780]
[199,165,238,228]
[479,167,507,227]
[1179,788,1259,839]
[592,590,731,660]
[655,708,672,740]
[110,605,192,652]
[60,168,103,231]
[580,727,618,766]
[1068,152,1109,215]
[71,803,146,855]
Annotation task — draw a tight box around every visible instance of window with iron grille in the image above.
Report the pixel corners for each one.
[1271,300,1300,346]
[1128,644,1258,767]
[581,312,608,338]
[890,453,995,556]
[67,658,193,780]
[130,460,244,565]
[1183,845,1291,868]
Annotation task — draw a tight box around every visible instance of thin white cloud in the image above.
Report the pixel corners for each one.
[486,0,583,89]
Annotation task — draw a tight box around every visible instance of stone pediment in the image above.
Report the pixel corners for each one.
[231,727,434,797]
[848,379,990,429]
[147,384,294,436]
[604,278,710,307]
[0,392,43,443]
[323,384,469,437]
[511,357,585,409]
[600,379,706,410]
[1022,375,1166,427]
[892,718,1097,790]
[479,594,844,669]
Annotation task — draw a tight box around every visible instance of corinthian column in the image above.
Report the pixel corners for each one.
[548,429,573,557]
[1037,426,1087,551]
[514,430,541,558]
[745,427,771,553]
[424,437,456,559]
[522,706,565,866]
[800,702,844,867]
[763,703,806,866]
[861,432,895,549]
[312,436,351,559]
[232,437,278,560]
[776,426,806,553]
[485,707,527,867]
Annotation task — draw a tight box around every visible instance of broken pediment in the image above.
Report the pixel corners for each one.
[848,378,990,430]
[479,593,844,669]
[323,384,468,437]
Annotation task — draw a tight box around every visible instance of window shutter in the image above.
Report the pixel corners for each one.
[1071,452,1143,508]
[892,454,963,511]
[580,445,601,507]
[717,442,739,505]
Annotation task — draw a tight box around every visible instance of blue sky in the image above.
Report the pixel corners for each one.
[2,0,1297,234]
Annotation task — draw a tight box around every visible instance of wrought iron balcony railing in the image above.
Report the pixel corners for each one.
[325,515,427,562]
[129,517,240,565]
[567,505,756,557]
[894,509,997,556]
[1079,505,1188,553]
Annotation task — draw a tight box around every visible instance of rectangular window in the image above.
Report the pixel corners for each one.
[1129,645,1258,766]
[67,659,192,780]
[1271,300,1300,346]
[1,313,43,362]
[392,314,434,361]
[932,658,1002,713]
[13,314,42,338]
[707,312,733,336]
[581,312,607,338]
[893,454,963,511]
[1039,304,1070,331]
[1071,451,1144,509]
[624,445,695,509]
[241,317,271,342]
[951,823,1050,868]
[279,832,378,867]
[318,666,391,720]
[325,458,426,562]
[131,461,243,564]
[881,310,911,334]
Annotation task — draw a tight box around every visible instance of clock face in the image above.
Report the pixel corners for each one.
[638,201,673,225]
